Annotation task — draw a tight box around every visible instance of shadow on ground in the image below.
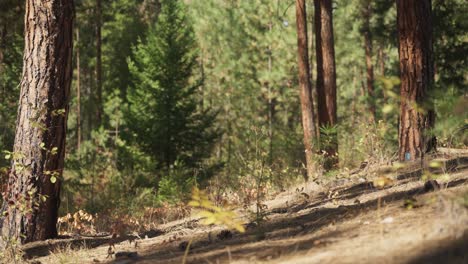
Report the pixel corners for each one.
[128,176,467,264]
[407,233,468,264]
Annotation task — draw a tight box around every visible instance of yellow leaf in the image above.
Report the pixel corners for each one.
[429,161,443,168]
[188,201,200,207]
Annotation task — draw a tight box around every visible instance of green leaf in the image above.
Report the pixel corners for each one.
[50,176,57,184]
[51,147,58,155]
[382,104,393,114]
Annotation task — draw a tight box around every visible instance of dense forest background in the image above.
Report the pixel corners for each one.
[0,0,466,224]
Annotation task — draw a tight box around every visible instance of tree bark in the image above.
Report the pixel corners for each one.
[314,0,337,169]
[363,0,376,122]
[0,0,74,246]
[76,27,81,151]
[308,1,319,137]
[296,0,317,180]
[396,0,435,161]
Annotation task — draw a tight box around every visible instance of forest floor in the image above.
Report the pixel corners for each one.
[24,149,468,264]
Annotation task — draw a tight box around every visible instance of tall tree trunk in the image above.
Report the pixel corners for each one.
[308,1,319,137]
[76,28,82,151]
[314,0,338,169]
[363,0,376,122]
[396,0,435,161]
[296,0,317,180]
[96,0,103,125]
[0,0,74,246]
[88,68,95,139]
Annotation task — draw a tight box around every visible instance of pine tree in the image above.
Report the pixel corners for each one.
[361,0,376,122]
[314,0,338,169]
[190,0,303,175]
[396,0,435,161]
[126,0,217,172]
[296,0,317,180]
[0,0,74,246]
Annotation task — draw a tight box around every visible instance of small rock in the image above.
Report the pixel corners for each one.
[381,217,394,224]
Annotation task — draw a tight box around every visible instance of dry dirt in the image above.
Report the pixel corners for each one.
[24,155,468,264]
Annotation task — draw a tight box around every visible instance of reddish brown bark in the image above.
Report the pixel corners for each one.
[396,0,435,161]
[363,0,376,122]
[296,0,317,180]
[0,0,74,246]
[314,0,337,168]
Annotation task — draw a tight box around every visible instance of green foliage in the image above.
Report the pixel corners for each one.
[433,87,467,148]
[189,0,305,179]
[103,0,146,101]
[63,124,159,215]
[433,0,468,90]
[0,0,466,237]
[157,161,196,203]
[126,0,218,176]
[430,0,468,148]
[0,0,23,167]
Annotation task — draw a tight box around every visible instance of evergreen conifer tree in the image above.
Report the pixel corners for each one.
[127,0,217,173]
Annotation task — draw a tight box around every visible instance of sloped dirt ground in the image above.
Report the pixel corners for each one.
[28,155,468,264]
